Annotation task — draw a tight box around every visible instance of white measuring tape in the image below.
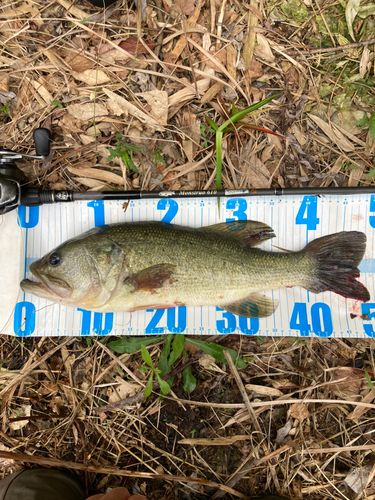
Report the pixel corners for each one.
[1,193,375,338]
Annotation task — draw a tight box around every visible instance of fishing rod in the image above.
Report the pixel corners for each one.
[0,127,374,215]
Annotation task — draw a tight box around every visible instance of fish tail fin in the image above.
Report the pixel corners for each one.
[303,231,370,302]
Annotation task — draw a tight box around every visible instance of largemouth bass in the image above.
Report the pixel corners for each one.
[20,221,370,318]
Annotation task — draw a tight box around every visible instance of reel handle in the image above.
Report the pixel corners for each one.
[33,128,51,158]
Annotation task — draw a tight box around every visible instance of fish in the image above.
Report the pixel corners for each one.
[20,221,370,318]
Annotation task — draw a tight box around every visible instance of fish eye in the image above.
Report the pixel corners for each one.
[49,252,62,266]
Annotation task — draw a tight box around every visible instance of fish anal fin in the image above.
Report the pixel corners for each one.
[204,221,275,247]
[222,293,279,318]
[126,264,176,293]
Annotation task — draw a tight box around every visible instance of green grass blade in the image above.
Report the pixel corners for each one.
[218,93,282,132]
[205,115,219,131]
[216,130,223,190]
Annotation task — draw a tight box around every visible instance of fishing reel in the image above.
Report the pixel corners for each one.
[0,128,53,215]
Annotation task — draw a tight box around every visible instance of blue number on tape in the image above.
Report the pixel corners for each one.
[289,303,311,336]
[226,198,247,222]
[216,308,237,333]
[295,196,319,231]
[86,201,113,334]
[87,200,105,227]
[17,206,39,228]
[145,309,166,334]
[77,308,92,335]
[14,301,36,336]
[361,303,375,337]
[290,302,333,337]
[93,312,114,336]
[239,316,259,335]
[369,196,375,229]
[166,306,186,333]
[311,303,333,337]
[157,199,178,224]
[77,308,113,335]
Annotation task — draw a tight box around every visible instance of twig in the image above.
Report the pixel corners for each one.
[0,338,72,398]
[96,341,145,387]
[223,351,263,434]
[287,38,375,55]
[0,450,249,500]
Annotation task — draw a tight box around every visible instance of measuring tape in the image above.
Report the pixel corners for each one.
[2,193,375,338]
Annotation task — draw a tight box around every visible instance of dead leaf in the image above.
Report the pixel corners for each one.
[164,0,203,65]
[26,78,53,105]
[199,354,226,373]
[254,34,275,63]
[118,38,157,55]
[330,367,363,397]
[346,0,362,40]
[75,177,111,190]
[138,90,169,126]
[308,113,355,152]
[9,405,31,431]
[175,0,196,15]
[68,167,125,187]
[103,89,163,131]
[169,78,210,113]
[347,390,375,419]
[71,69,111,86]
[65,54,94,72]
[67,102,108,121]
[275,419,293,443]
[107,378,141,403]
[241,152,270,188]
[56,0,87,19]
[344,466,371,494]
[245,384,284,397]
[360,46,371,78]
[247,57,263,80]
[58,114,84,134]
[0,74,9,93]
[289,403,310,421]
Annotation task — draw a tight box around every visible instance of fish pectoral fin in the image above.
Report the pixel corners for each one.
[203,221,275,247]
[222,293,279,318]
[126,264,176,293]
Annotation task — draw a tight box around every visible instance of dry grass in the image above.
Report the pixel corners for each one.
[1,335,375,499]
[1,0,375,498]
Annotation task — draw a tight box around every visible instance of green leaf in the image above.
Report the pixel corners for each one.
[369,112,375,140]
[215,130,223,189]
[205,115,219,131]
[182,365,196,393]
[159,334,173,378]
[157,374,172,395]
[141,344,154,368]
[356,114,369,128]
[218,93,282,132]
[366,167,375,178]
[108,336,163,354]
[364,369,375,396]
[144,373,154,397]
[139,364,149,374]
[187,339,247,369]
[169,334,185,365]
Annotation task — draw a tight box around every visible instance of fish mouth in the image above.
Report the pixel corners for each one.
[20,263,71,300]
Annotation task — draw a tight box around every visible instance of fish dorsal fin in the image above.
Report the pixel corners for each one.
[202,221,275,247]
[222,293,279,318]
